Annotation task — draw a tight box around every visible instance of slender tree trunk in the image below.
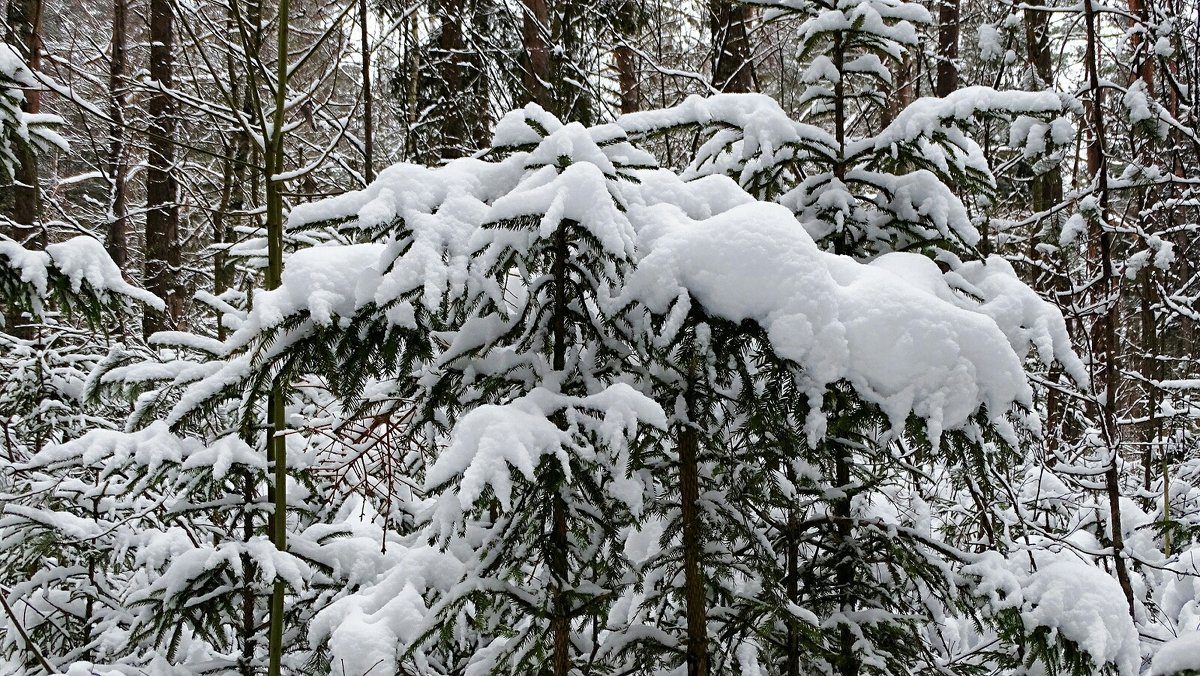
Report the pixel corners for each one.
[2,0,43,338]
[265,0,291,672]
[1084,0,1136,618]
[935,0,959,97]
[679,414,709,676]
[106,0,129,274]
[1023,0,1068,455]
[404,11,420,160]
[835,444,858,676]
[3,0,43,235]
[784,461,800,676]
[1126,0,1156,85]
[144,0,182,335]
[615,44,639,114]
[709,0,754,92]
[520,0,552,108]
[359,0,374,182]
[549,220,571,676]
[438,0,466,158]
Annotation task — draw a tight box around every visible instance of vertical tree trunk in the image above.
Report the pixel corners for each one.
[1126,0,1155,86]
[144,0,182,335]
[3,0,43,237]
[359,0,374,182]
[709,0,753,92]
[935,0,959,97]
[520,0,552,108]
[834,445,858,676]
[1084,0,1136,619]
[106,0,129,274]
[404,10,420,160]
[615,44,639,114]
[785,506,800,676]
[265,0,291,673]
[679,418,709,676]
[1023,0,1068,454]
[438,0,466,158]
[2,0,43,338]
[549,220,571,676]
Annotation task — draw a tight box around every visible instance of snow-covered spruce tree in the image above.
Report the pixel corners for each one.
[0,236,166,672]
[260,101,1100,675]
[611,3,1129,674]
[0,236,160,459]
[413,106,666,675]
[617,4,1073,260]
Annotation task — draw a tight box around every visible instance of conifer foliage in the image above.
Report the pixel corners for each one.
[4,0,1200,675]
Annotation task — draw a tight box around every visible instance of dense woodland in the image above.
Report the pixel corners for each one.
[2,0,1200,674]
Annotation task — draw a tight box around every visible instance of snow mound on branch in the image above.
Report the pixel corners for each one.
[966,553,1140,675]
[1152,631,1200,675]
[617,93,836,185]
[1159,547,1200,632]
[0,235,164,310]
[623,201,1031,443]
[46,237,165,309]
[425,385,665,512]
[307,528,465,676]
[238,243,387,339]
[1022,560,1141,676]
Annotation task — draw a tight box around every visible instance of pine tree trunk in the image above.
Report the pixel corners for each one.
[265,0,291,672]
[835,446,858,676]
[615,45,639,114]
[549,219,570,676]
[3,0,44,338]
[359,0,374,182]
[3,0,43,234]
[404,11,420,160]
[520,0,552,108]
[935,0,959,97]
[1023,0,1068,453]
[438,0,466,158]
[144,0,182,335]
[1084,0,1136,618]
[785,462,800,676]
[679,419,709,676]
[709,0,753,92]
[106,0,129,275]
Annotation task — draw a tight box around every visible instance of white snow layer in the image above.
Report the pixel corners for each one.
[0,235,165,310]
[1022,560,1141,676]
[220,103,1077,453]
[1152,631,1200,675]
[623,200,1036,444]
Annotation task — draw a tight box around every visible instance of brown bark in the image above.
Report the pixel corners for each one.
[144,0,183,335]
[835,447,859,676]
[520,0,552,108]
[1084,0,1136,618]
[359,0,375,181]
[106,0,129,273]
[784,465,800,676]
[2,0,43,338]
[3,0,44,236]
[1126,0,1156,86]
[1023,0,1053,86]
[679,421,709,676]
[709,0,754,92]
[1023,0,1067,452]
[615,45,639,114]
[935,0,959,97]
[438,0,466,158]
[549,220,570,676]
